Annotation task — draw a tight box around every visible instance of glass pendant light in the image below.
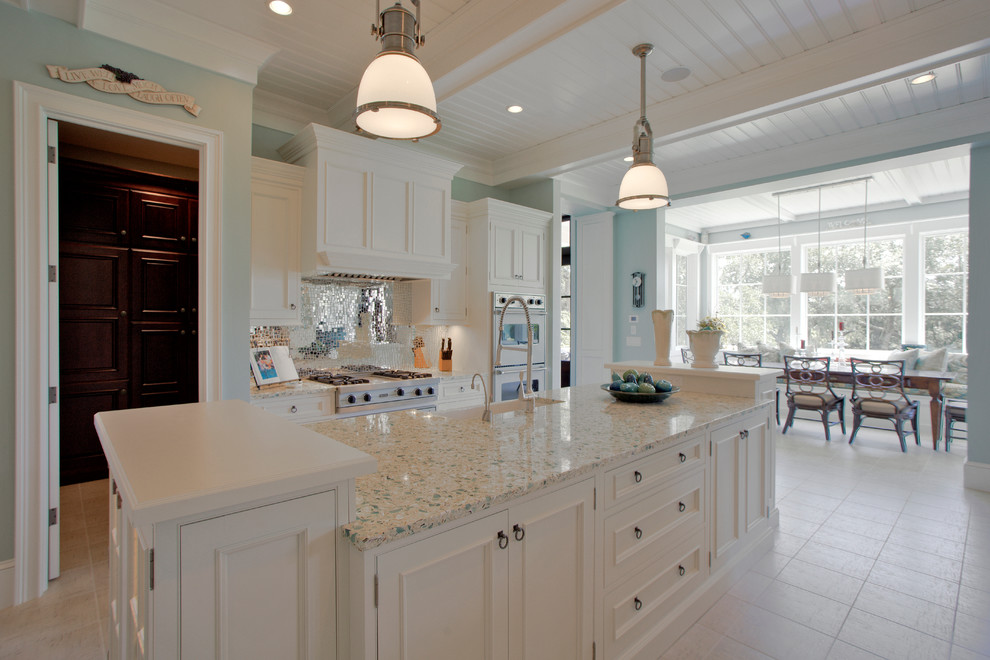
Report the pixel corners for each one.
[799,187,837,296]
[355,0,440,140]
[763,195,796,297]
[844,178,883,295]
[616,44,669,210]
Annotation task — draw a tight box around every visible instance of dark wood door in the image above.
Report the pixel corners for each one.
[59,159,198,484]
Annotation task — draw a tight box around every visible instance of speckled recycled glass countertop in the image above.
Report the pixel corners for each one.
[305,384,769,551]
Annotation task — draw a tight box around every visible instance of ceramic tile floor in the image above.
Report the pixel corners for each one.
[1,423,987,660]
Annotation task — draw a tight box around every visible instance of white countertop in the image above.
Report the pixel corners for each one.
[96,399,376,527]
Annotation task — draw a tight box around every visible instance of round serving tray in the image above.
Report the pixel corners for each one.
[601,383,680,403]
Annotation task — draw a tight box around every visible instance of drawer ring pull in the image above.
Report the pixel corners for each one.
[634,526,643,540]
[678,565,686,577]
[513,524,525,542]
[497,530,509,549]
[290,405,298,413]
[633,597,642,611]
[634,470,643,483]
[678,501,686,512]
[679,452,687,463]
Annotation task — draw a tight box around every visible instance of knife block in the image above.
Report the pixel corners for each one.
[439,351,452,372]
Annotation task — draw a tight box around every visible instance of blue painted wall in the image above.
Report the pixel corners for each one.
[612,210,663,362]
[967,144,988,466]
[0,4,255,562]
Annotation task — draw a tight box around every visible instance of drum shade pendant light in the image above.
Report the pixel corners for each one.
[763,196,796,298]
[616,44,669,210]
[799,187,837,296]
[355,0,440,140]
[844,178,883,295]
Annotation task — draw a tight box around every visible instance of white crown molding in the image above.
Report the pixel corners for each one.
[79,0,279,85]
[490,0,990,185]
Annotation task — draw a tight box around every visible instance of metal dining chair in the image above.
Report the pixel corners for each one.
[943,399,967,452]
[782,355,846,441]
[848,358,920,452]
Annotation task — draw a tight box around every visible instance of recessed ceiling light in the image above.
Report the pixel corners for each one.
[623,156,634,162]
[268,0,292,15]
[911,71,936,85]
[506,105,523,113]
[661,66,691,83]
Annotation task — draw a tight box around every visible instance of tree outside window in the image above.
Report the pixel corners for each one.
[924,232,968,351]
[715,251,791,348]
[674,254,688,347]
[806,240,903,351]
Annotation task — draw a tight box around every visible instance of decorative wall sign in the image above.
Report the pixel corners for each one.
[46,64,201,117]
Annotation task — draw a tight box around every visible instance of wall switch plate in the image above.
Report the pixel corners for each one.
[630,325,637,335]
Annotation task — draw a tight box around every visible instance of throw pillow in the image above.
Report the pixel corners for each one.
[947,352,968,384]
[915,347,948,372]
[887,348,919,366]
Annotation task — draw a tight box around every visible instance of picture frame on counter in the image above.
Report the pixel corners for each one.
[250,345,299,387]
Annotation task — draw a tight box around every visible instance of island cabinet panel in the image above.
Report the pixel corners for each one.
[179,491,338,660]
[375,478,595,660]
[604,432,704,509]
[376,511,510,660]
[710,414,770,574]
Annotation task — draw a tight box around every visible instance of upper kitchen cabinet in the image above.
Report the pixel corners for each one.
[466,198,551,294]
[411,202,468,324]
[250,157,304,325]
[279,124,463,280]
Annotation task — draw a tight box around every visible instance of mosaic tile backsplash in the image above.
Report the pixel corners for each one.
[250,280,450,372]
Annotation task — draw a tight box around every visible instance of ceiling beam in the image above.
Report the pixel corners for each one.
[323,0,628,130]
[878,169,923,205]
[489,0,990,185]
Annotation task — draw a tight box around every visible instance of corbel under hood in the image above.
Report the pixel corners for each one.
[280,124,462,281]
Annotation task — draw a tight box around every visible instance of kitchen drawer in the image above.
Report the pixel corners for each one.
[605,432,703,510]
[437,377,485,410]
[603,470,704,589]
[604,533,705,660]
[252,393,334,422]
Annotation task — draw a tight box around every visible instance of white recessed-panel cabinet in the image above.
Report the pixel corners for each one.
[466,198,551,294]
[375,478,595,660]
[250,157,304,325]
[411,215,468,324]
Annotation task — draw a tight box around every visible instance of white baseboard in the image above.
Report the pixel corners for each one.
[0,559,14,611]
[964,460,990,493]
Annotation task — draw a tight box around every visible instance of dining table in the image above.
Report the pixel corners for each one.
[766,360,956,449]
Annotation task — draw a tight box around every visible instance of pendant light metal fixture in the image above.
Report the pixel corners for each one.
[799,187,837,296]
[354,0,440,140]
[844,177,883,295]
[616,44,669,210]
[762,195,796,298]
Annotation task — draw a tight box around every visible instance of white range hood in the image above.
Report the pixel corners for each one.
[279,124,462,281]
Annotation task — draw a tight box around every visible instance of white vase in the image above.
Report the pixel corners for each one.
[652,309,674,366]
[686,330,723,369]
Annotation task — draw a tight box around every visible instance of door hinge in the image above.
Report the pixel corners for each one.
[48,265,57,283]
[47,145,57,164]
[593,487,597,511]
[709,441,712,456]
[374,574,379,608]
[708,551,712,568]
[49,386,57,404]
[149,549,155,591]
[49,507,57,526]
[593,641,596,659]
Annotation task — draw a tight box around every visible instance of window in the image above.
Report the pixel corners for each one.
[924,232,968,351]
[560,216,571,365]
[806,240,903,350]
[714,250,791,348]
[673,254,688,347]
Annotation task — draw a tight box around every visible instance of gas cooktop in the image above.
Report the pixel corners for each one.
[307,374,371,386]
[371,370,433,380]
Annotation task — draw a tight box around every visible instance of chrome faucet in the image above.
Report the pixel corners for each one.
[495,296,536,412]
[471,373,491,421]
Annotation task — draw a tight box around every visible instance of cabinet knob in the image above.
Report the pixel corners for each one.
[290,303,296,310]
[192,237,197,243]
[633,470,643,483]
[180,235,187,241]
[679,452,687,463]
[192,307,197,314]
[180,330,186,335]
[120,229,127,236]
[497,530,509,549]
[678,565,686,577]
[513,524,525,542]
[180,307,186,313]
[290,405,297,413]
[120,310,127,317]
[120,389,127,397]
[634,526,643,540]
[633,597,642,611]
[191,329,197,336]
[678,501,686,512]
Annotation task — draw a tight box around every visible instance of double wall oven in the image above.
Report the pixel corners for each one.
[492,292,547,402]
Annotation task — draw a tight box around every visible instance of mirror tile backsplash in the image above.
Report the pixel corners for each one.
[251,280,448,372]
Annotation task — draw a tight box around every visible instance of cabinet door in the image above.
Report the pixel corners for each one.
[250,169,302,324]
[434,219,467,321]
[377,512,510,660]
[508,479,595,660]
[129,190,192,253]
[180,490,338,660]
[516,224,544,290]
[489,221,516,286]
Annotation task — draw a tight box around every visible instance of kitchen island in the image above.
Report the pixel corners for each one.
[311,383,776,660]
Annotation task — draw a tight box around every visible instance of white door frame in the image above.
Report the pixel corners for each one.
[573,212,614,385]
[13,81,224,604]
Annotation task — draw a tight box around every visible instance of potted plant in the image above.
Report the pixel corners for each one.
[687,316,726,369]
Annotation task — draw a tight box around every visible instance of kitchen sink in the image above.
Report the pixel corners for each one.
[436,397,564,420]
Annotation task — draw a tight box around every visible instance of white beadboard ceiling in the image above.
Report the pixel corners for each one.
[21,0,990,232]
